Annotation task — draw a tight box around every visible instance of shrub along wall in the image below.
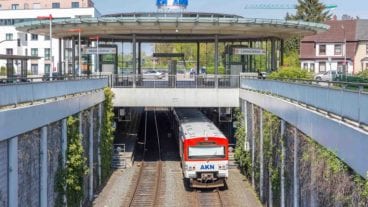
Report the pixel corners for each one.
[235,104,368,206]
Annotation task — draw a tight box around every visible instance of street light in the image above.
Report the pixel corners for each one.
[37,14,53,79]
[341,24,347,78]
[89,36,100,76]
[69,29,82,76]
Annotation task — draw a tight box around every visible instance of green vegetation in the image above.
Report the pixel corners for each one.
[268,66,312,79]
[287,0,332,22]
[100,87,115,183]
[65,116,88,206]
[0,66,6,76]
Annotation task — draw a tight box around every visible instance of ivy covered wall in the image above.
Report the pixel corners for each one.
[235,102,368,206]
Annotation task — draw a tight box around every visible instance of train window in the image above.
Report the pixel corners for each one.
[188,146,225,159]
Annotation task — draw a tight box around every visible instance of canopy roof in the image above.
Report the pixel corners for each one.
[15,12,328,42]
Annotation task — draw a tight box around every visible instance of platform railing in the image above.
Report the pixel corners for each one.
[240,76,368,127]
[111,74,240,89]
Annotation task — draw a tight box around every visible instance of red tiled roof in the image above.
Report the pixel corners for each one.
[302,20,357,43]
[300,20,358,60]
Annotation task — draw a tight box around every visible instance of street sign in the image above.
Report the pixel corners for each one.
[233,48,266,55]
[83,47,116,55]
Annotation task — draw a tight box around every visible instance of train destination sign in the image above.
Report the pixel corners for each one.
[233,48,266,55]
[83,47,117,55]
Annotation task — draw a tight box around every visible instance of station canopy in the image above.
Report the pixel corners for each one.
[15,12,329,42]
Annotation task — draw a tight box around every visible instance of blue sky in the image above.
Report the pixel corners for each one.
[94,0,368,19]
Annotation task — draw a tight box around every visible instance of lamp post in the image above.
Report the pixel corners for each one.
[89,36,100,76]
[37,14,53,79]
[69,29,82,76]
[341,24,347,78]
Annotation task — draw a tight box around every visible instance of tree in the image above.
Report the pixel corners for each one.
[287,0,332,22]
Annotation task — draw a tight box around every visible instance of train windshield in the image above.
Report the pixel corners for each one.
[188,146,225,159]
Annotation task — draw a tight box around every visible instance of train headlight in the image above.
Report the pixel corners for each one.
[219,164,228,170]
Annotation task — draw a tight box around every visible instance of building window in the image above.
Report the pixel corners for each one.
[11,4,19,10]
[31,34,38,41]
[24,34,28,41]
[337,62,344,72]
[5,33,13,40]
[17,39,20,47]
[319,62,326,72]
[44,35,50,40]
[6,48,13,55]
[31,64,38,75]
[44,64,51,74]
[52,2,60,8]
[303,63,308,69]
[32,3,41,9]
[44,48,50,60]
[310,63,315,72]
[319,45,326,55]
[334,44,342,56]
[71,2,80,8]
[31,48,38,56]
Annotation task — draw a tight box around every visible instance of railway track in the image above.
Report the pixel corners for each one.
[194,189,225,207]
[127,111,163,207]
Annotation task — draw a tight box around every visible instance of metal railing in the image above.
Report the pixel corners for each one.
[240,76,368,126]
[0,75,109,85]
[0,76,109,107]
[112,74,240,89]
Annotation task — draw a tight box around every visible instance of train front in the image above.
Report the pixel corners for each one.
[183,137,228,188]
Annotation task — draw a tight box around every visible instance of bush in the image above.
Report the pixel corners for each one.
[268,66,312,80]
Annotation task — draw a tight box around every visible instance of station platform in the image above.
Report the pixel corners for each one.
[113,108,142,168]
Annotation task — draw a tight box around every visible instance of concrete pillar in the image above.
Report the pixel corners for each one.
[61,118,67,205]
[260,109,264,201]
[8,136,18,207]
[293,127,299,207]
[40,126,48,207]
[98,103,102,185]
[214,35,219,78]
[251,104,255,188]
[243,100,248,151]
[280,120,285,207]
[89,108,94,200]
[268,121,273,207]
[132,34,137,87]
[79,112,83,136]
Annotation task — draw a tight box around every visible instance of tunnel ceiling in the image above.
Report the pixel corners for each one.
[15,12,329,42]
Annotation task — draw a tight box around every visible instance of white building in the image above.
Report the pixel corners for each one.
[0,0,100,76]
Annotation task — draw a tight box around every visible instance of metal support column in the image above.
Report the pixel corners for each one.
[280,39,284,67]
[260,109,264,201]
[271,39,277,71]
[138,42,141,75]
[132,34,137,87]
[89,108,94,201]
[280,120,285,207]
[61,119,67,165]
[251,104,255,188]
[72,36,76,77]
[197,42,200,74]
[40,126,48,207]
[8,136,18,207]
[293,127,299,207]
[59,38,62,76]
[98,103,102,185]
[214,35,219,87]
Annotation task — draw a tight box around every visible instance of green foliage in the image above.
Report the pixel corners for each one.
[287,0,332,22]
[357,70,368,78]
[283,51,300,67]
[100,87,115,182]
[268,66,312,80]
[65,116,88,206]
[0,66,6,76]
[233,108,252,178]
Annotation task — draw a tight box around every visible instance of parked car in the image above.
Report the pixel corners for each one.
[143,70,164,79]
[314,70,342,81]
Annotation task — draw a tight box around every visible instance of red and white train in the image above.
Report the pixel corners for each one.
[173,108,229,188]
